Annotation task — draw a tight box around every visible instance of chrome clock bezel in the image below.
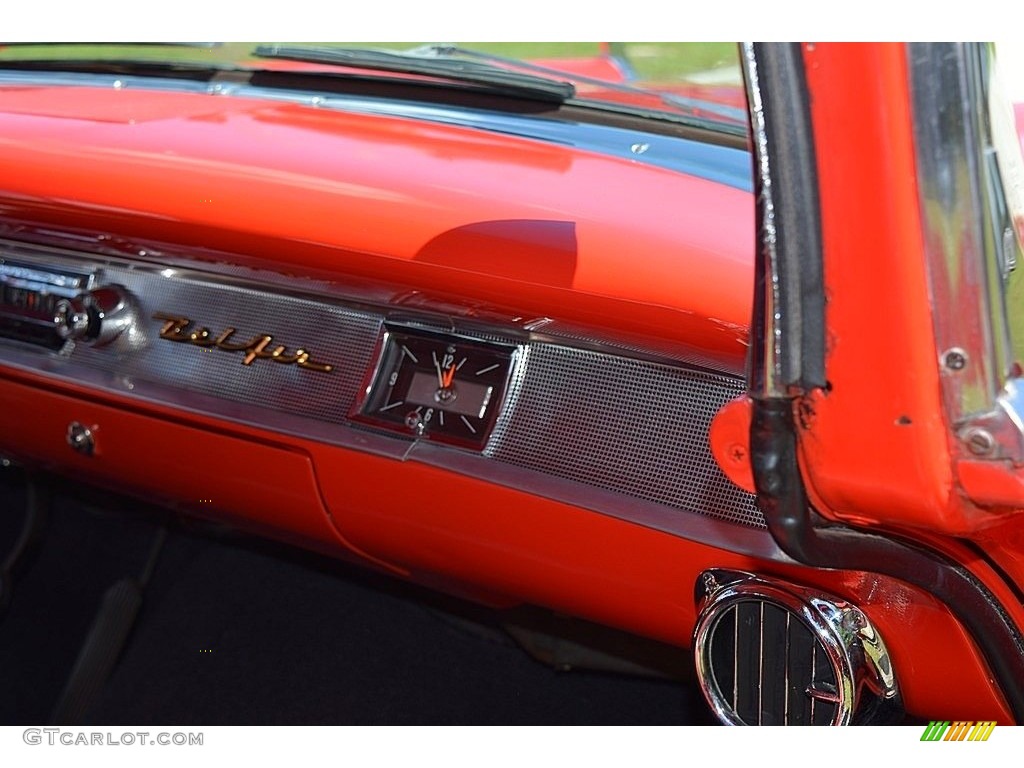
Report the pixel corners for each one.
[352,323,520,451]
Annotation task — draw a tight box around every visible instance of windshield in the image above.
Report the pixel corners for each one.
[0,42,746,135]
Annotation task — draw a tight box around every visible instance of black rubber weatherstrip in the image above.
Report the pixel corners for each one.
[959,538,1024,609]
[751,397,1024,723]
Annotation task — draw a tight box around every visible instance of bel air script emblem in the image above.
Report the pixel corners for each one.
[153,313,334,373]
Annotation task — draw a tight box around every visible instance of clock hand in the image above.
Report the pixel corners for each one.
[433,351,445,388]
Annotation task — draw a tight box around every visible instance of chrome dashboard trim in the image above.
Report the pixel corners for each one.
[0,347,785,562]
[740,42,782,399]
[0,237,773,553]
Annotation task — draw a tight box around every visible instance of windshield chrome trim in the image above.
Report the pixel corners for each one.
[909,43,1024,462]
[740,42,783,398]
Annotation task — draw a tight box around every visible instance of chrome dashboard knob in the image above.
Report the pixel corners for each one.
[52,285,138,347]
[87,285,136,346]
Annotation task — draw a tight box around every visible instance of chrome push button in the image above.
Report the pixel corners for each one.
[53,296,91,341]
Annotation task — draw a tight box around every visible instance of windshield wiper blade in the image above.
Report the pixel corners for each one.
[413,44,747,135]
[251,45,575,103]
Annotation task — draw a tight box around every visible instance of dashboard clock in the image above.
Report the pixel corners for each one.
[355,326,518,450]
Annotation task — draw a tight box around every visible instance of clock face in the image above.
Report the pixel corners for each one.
[355,326,517,450]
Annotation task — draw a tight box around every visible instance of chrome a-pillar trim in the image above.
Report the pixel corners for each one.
[693,569,902,726]
[740,42,782,398]
[909,42,1024,461]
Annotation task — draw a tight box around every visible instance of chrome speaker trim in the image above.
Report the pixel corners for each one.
[693,569,901,725]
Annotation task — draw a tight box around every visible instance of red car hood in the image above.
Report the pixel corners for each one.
[0,84,753,367]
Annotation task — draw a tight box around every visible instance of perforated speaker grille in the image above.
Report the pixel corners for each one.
[487,344,763,528]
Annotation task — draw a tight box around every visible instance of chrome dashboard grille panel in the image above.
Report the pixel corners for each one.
[487,344,763,528]
[68,266,383,426]
[0,241,763,532]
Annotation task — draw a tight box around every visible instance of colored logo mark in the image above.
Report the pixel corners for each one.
[920,721,996,741]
